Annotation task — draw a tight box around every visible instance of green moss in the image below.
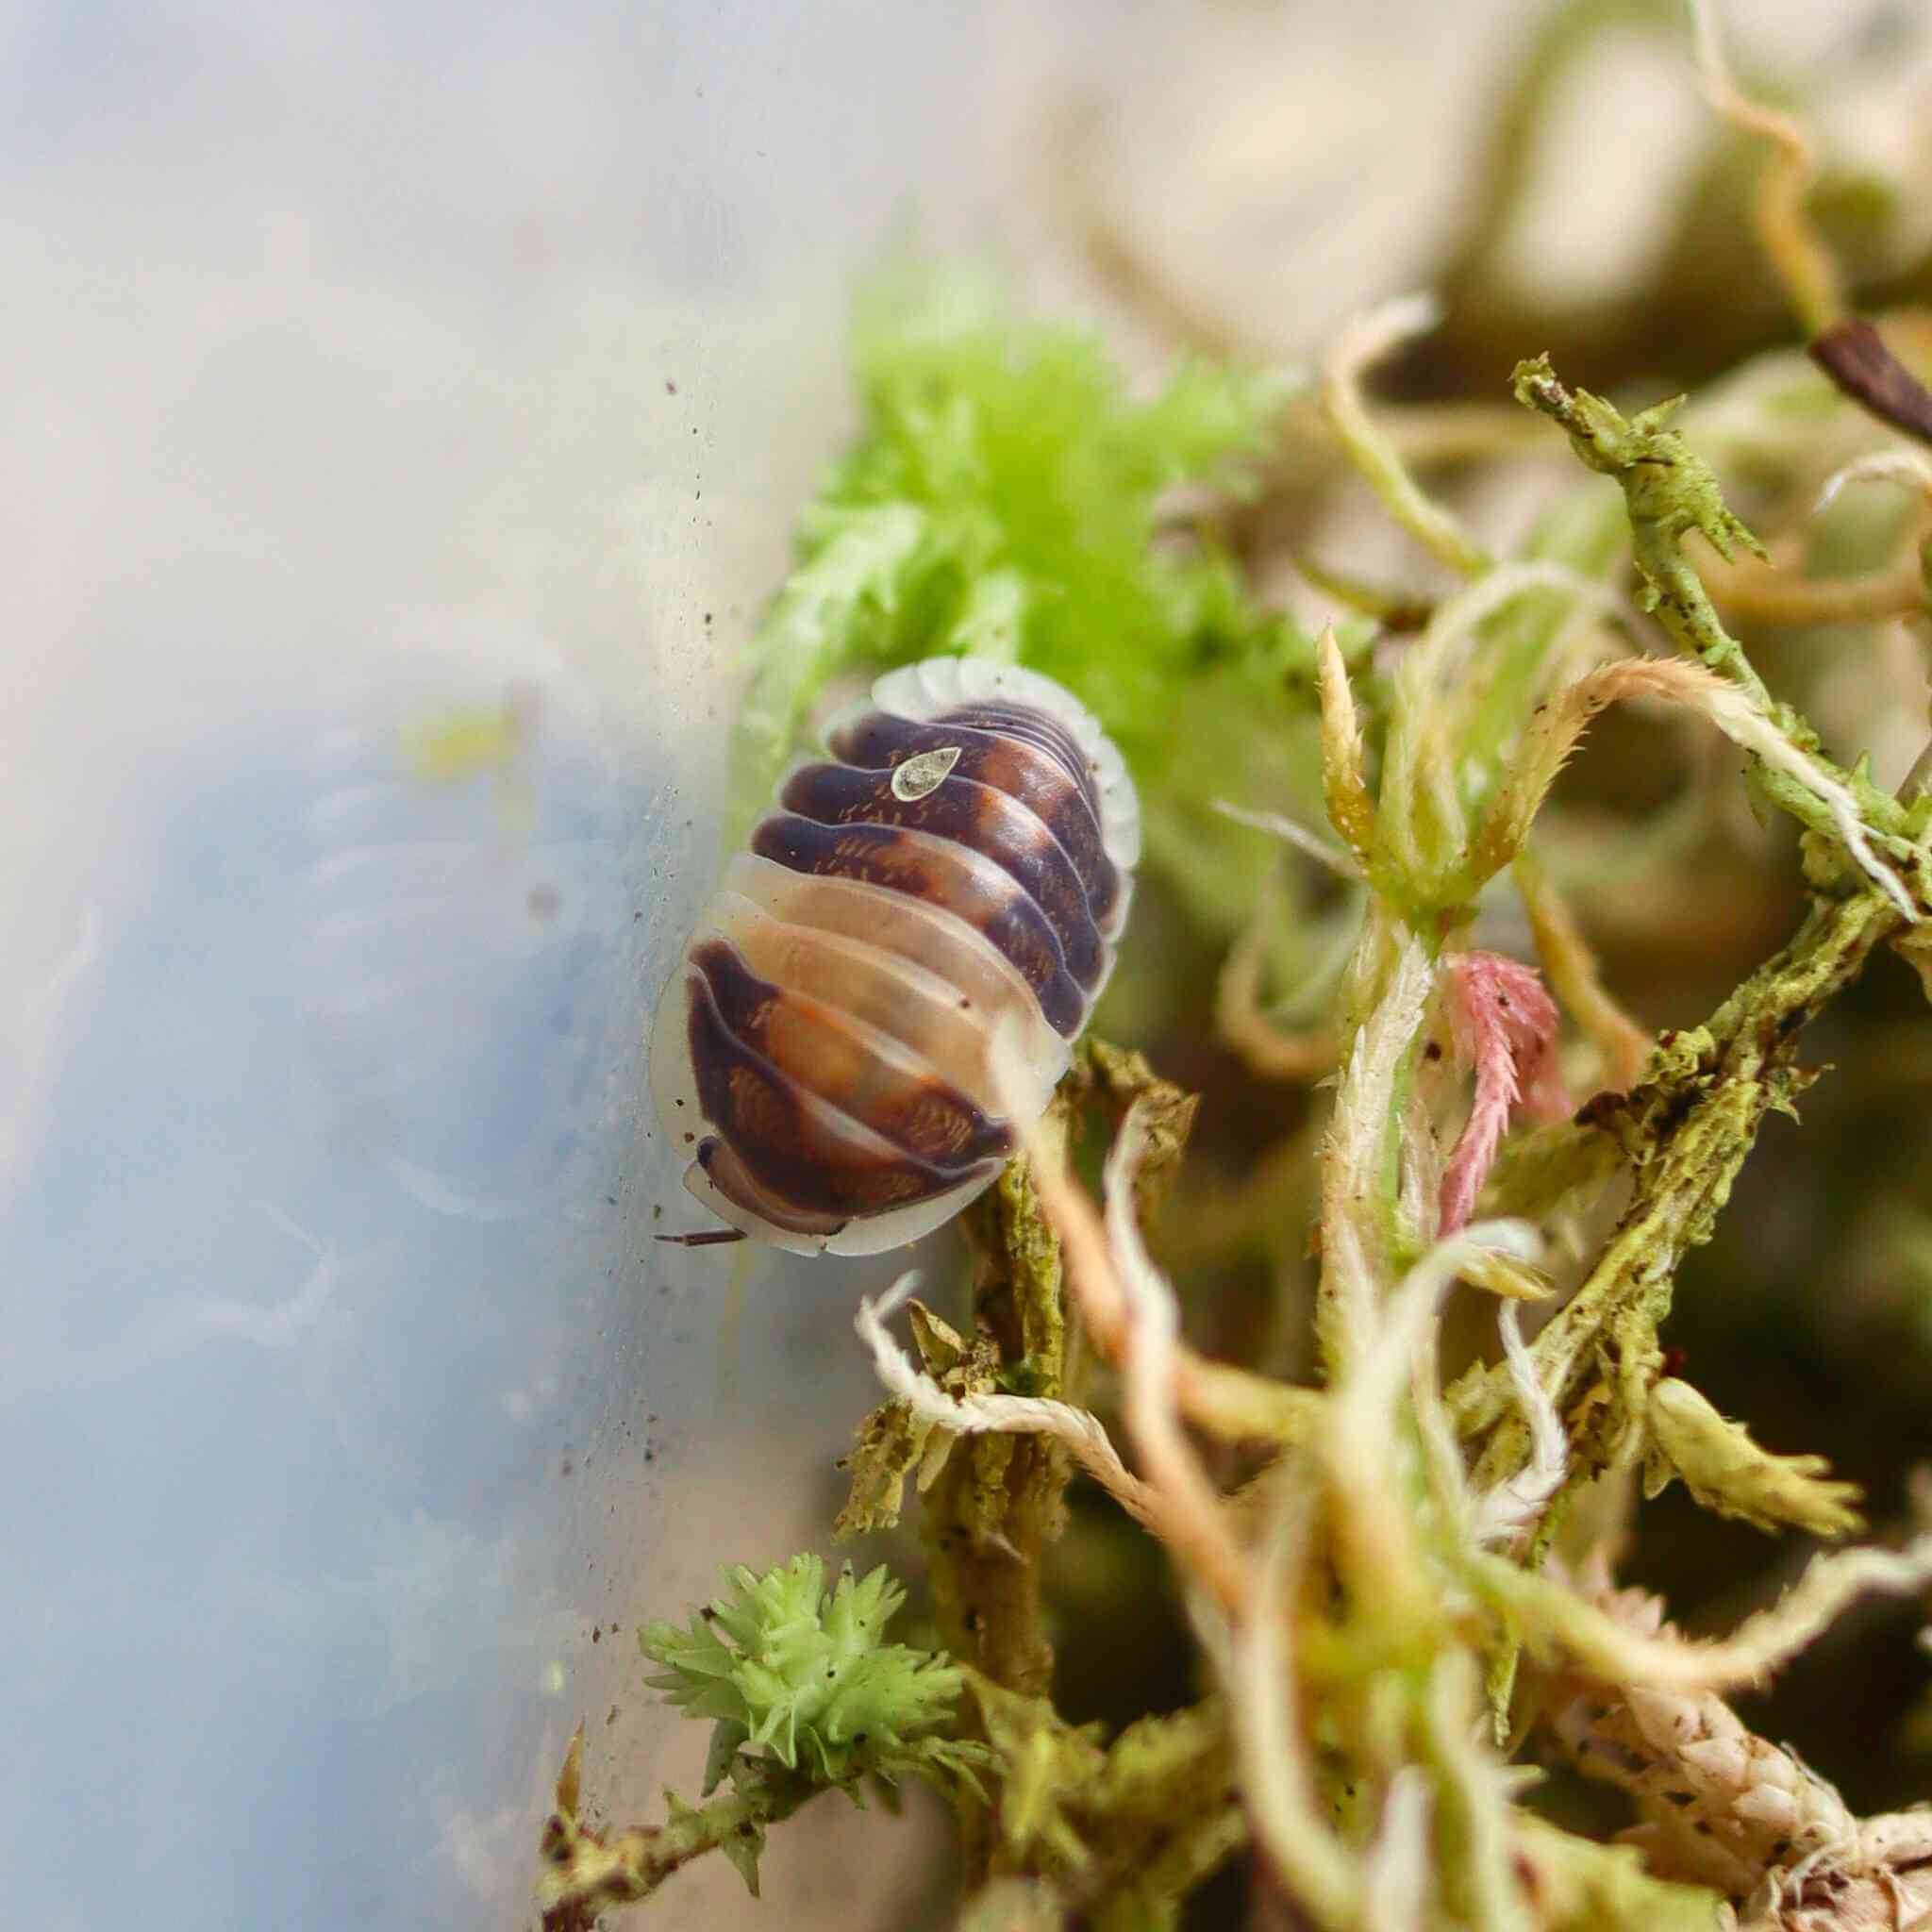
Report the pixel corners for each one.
[641,1554,989,1790]
[728,261,1310,862]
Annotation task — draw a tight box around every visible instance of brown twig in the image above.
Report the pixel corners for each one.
[1808,316,1932,448]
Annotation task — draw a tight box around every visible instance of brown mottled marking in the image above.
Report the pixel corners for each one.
[684,972,998,1217]
[826,710,1121,926]
[704,897,1004,1108]
[726,858,1062,1076]
[779,761,1107,987]
[694,1139,845,1240]
[691,939,1011,1168]
[933,701,1098,808]
[749,814,1085,1035]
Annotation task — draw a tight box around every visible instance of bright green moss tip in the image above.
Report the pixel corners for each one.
[727,259,1309,836]
[641,1554,989,1791]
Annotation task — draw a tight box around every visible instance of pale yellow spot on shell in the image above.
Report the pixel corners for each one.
[891,744,961,802]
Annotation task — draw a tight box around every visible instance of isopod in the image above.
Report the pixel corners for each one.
[650,657,1141,1254]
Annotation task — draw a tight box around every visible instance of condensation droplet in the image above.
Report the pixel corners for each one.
[891,743,961,802]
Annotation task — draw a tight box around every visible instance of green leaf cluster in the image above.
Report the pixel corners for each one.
[728,261,1308,843]
[641,1553,987,1790]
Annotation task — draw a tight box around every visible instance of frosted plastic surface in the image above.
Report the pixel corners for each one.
[0,4,985,1925]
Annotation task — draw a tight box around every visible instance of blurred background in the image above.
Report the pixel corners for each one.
[5,2,1932,1927]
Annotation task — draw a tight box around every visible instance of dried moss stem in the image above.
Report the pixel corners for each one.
[923,1115,1081,1706]
[537,1731,821,1924]
[1702,546,1929,625]
[1512,353,1926,921]
[968,1680,1245,1924]
[1511,355,1775,708]
[1020,1104,1255,1617]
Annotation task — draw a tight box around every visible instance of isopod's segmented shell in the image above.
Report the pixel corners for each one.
[650,657,1140,1255]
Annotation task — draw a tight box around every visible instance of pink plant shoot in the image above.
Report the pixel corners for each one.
[1438,951,1570,1235]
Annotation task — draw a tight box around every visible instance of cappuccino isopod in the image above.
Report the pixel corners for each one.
[650,658,1140,1254]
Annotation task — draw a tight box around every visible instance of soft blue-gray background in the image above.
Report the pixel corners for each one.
[0,3,991,1924]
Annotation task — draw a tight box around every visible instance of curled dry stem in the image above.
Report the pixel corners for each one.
[1214,874,1338,1085]
[1702,549,1929,625]
[1688,0,1843,337]
[1485,1529,1932,1695]
[992,1038,1322,1455]
[853,1274,1161,1536]
[1321,293,1491,579]
[1197,1486,1360,1931]
[1016,1092,1254,1616]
